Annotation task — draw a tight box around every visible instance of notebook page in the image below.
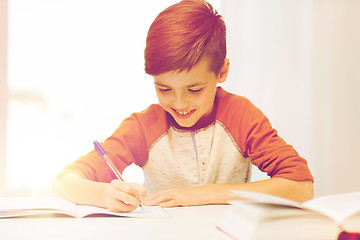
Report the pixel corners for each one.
[75,204,169,218]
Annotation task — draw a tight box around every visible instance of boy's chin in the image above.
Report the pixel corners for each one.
[173,118,197,128]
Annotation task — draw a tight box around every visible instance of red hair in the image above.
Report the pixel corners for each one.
[144,0,226,76]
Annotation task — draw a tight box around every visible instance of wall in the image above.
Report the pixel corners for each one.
[0,0,8,193]
[221,0,360,197]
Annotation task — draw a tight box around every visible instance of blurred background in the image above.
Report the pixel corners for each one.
[0,0,359,197]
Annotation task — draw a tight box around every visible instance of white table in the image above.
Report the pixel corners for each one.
[0,205,231,240]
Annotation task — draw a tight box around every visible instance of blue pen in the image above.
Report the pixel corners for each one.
[93,141,144,209]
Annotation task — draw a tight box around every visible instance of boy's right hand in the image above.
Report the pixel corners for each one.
[105,180,147,212]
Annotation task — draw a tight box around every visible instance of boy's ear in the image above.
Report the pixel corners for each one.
[217,58,230,84]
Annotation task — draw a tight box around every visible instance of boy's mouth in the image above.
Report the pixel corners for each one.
[172,108,196,119]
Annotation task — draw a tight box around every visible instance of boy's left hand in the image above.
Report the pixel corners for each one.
[143,184,224,208]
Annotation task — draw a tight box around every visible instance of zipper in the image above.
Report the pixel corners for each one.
[190,131,201,183]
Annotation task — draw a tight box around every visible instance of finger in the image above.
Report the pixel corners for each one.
[144,191,174,206]
[111,181,147,201]
[144,189,167,202]
[144,195,179,208]
[159,199,179,208]
[143,192,161,205]
[107,183,141,207]
[128,183,147,202]
[106,193,139,212]
[106,197,138,213]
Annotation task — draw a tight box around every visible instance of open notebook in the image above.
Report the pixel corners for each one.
[0,197,168,218]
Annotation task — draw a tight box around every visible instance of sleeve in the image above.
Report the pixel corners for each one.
[220,94,314,182]
[54,113,149,183]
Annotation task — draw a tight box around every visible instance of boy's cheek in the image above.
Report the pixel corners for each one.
[156,95,169,107]
[158,102,170,112]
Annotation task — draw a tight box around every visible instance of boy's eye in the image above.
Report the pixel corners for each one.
[188,88,203,93]
[158,87,171,93]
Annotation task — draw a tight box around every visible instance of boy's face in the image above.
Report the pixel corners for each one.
[153,58,228,128]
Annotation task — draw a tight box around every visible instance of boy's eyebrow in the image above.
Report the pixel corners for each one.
[186,83,207,88]
[153,82,207,88]
[153,82,169,88]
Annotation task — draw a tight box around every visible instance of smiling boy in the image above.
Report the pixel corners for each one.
[53,0,313,212]
[153,57,226,128]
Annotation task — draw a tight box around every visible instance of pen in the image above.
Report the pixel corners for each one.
[94,141,125,182]
[93,141,144,209]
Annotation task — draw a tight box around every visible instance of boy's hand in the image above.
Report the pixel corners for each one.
[143,185,220,208]
[105,180,147,212]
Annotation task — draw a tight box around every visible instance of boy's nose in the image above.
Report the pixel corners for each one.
[173,92,188,109]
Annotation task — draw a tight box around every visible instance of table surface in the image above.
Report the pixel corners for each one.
[0,204,231,240]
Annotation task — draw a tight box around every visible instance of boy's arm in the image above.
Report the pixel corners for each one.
[52,112,152,212]
[144,178,314,207]
[53,172,108,207]
[53,172,146,212]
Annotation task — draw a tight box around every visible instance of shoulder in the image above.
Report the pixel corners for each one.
[107,104,169,167]
[132,104,168,123]
[216,87,264,123]
[129,104,167,128]
[215,87,271,154]
[124,104,169,146]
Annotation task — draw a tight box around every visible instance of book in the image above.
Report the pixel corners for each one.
[0,197,168,218]
[217,191,360,240]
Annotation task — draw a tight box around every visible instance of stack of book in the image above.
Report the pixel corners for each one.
[217,191,360,240]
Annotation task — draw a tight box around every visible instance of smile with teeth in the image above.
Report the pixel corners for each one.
[178,110,191,115]
[172,108,195,117]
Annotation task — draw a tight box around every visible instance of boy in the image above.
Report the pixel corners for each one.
[53,0,314,213]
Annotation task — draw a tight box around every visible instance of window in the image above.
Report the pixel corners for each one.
[4,0,221,195]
